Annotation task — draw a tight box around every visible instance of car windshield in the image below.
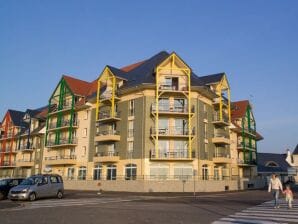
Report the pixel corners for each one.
[20,177,41,185]
[0,180,8,186]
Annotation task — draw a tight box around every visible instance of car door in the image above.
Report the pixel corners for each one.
[49,176,59,196]
[35,176,50,198]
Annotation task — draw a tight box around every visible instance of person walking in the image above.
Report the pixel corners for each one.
[268,173,283,208]
[283,185,294,209]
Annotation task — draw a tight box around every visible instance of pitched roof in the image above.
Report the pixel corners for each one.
[7,110,27,127]
[231,100,250,120]
[63,75,93,96]
[293,144,298,155]
[199,73,225,85]
[121,60,146,72]
[257,153,290,173]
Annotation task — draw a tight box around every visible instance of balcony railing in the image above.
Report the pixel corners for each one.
[94,151,119,157]
[213,113,229,123]
[45,155,77,161]
[151,103,194,114]
[213,98,229,106]
[237,142,256,150]
[150,126,195,136]
[213,132,229,138]
[46,138,78,147]
[214,153,230,158]
[0,133,14,139]
[49,103,72,113]
[159,83,188,91]
[150,149,195,159]
[237,159,257,166]
[100,90,120,101]
[48,120,79,129]
[0,161,16,167]
[96,130,120,136]
[98,111,121,120]
[17,159,33,163]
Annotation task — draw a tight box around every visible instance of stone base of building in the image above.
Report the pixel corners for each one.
[64,178,265,192]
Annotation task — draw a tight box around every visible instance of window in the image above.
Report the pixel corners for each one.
[50,176,58,183]
[125,164,137,180]
[128,141,134,153]
[82,128,87,137]
[78,166,87,180]
[214,166,220,180]
[149,164,169,180]
[128,121,134,137]
[82,146,86,157]
[174,98,187,112]
[107,165,117,180]
[93,164,102,180]
[67,168,75,180]
[158,98,169,111]
[202,164,209,180]
[174,164,193,180]
[84,110,89,120]
[204,123,207,139]
[266,161,279,167]
[129,100,135,116]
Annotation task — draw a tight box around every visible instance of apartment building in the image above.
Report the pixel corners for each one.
[230,100,263,178]
[0,108,46,178]
[1,51,264,191]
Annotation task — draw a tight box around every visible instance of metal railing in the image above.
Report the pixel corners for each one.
[213,113,229,123]
[100,90,119,100]
[94,151,119,157]
[213,153,230,158]
[150,126,195,136]
[96,130,120,136]
[98,111,121,120]
[0,161,16,166]
[213,131,229,138]
[158,83,188,91]
[17,159,33,162]
[48,120,79,129]
[150,149,195,159]
[45,155,76,160]
[151,103,194,113]
[237,159,257,165]
[46,138,78,146]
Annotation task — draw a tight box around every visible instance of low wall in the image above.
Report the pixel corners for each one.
[64,178,265,192]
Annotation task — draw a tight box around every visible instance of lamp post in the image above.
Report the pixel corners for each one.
[193,169,197,197]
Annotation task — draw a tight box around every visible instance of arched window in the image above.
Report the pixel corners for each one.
[93,164,102,180]
[125,164,137,180]
[78,166,87,180]
[107,164,117,180]
[266,161,279,167]
[202,164,209,180]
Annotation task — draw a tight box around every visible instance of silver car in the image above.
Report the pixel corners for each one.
[9,174,64,201]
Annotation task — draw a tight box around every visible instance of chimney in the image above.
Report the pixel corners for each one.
[286,149,294,165]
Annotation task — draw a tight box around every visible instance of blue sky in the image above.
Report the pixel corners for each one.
[0,0,297,153]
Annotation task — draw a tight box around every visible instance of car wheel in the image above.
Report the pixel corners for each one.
[29,192,36,201]
[57,191,63,199]
[0,192,4,200]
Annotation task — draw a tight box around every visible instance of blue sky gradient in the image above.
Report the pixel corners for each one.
[0,0,297,153]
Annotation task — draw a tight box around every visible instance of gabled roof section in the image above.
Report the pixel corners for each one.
[231,100,250,120]
[7,109,27,127]
[293,144,298,155]
[106,66,128,80]
[119,51,170,88]
[63,75,93,96]
[257,153,290,173]
[121,60,146,72]
[199,73,225,85]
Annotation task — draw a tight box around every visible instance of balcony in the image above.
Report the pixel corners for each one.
[16,159,34,167]
[237,159,257,167]
[158,82,188,93]
[0,133,14,140]
[212,98,229,107]
[150,149,194,161]
[0,148,18,154]
[95,130,120,142]
[93,151,119,163]
[48,119,79,131]
[212,113,229,126]
[151,103,194,116]
[97,111,121,123]
[100,90,120,103]
[237,142,256,151]
[48,103,72,115]
[243,127,257,137]
[46,138,78,148]
[150,126,195,138]
[19,144,40,152]
[213,153,232,164]
[212,132,230,145]
[0,161,16,168]
[44,155,77,165]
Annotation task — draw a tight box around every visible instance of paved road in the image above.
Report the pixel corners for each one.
[0,188,297,224]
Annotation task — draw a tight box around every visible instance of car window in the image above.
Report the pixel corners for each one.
[11,180,19,186]
[50,176,58,183]
[0,180,8,186]
[42,176,48,184]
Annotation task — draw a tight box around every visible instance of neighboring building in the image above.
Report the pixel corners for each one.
[43,75,97,180]
[0,108,47,178]
[285,145,298,182]
[230,100,263,179]
[257,152,293,184]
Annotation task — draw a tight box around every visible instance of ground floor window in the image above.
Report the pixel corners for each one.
[67,168,75,180]
[214,166,220,180]
[107,165,116,180]
[202,164,209,180]
[149,164,169,180]
[78,166,87,180]
[173,164,193,180]
[93,164,102,180]
[125,164,137,180]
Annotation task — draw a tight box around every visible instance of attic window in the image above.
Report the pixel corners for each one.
[265,161,279,167]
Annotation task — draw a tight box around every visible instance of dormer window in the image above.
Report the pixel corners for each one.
[265,161,279,167]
